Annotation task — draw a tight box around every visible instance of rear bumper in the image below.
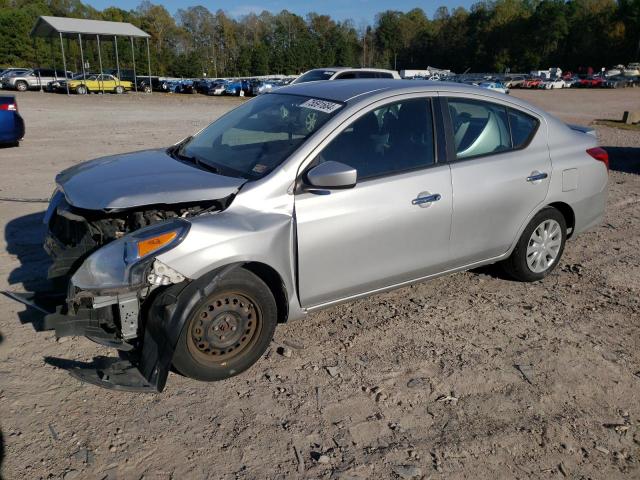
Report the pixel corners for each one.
[572,189,607,236]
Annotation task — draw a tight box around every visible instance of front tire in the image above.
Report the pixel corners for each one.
[172,268,277,381]
[502,207,566,282]
[76,85,87,95]
[15,81,28,92]
[114,85,124,94]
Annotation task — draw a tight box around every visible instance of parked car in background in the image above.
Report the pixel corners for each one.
[540,78,566,89]
[578,76,604,88]
[35,79,607,392]
[291,67,400,84]
[0,68,29,83]
[136,76,169,93]
[522,78,543,88]
[0,95,25,146]
[67,74,133,94]
[479,81,509,94]
[603,75,631,88]
[47,73,97,92]
[503,75,526,88]
[250,80,276,95]
[564,77,581,88]
[205,81,226,96]
[2,68,73,91]
[225,79,250,96]
[624,64,640,76]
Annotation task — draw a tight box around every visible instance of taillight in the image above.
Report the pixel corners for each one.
[587,147,609,170]
[0,103,16,111]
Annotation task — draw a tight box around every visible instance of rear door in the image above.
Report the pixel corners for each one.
[295,95,453,307]
[443,95,550,265]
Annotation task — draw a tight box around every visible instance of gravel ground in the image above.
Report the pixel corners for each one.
[0,88,638,480]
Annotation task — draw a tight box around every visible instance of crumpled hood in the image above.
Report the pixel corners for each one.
[56,149,246,210]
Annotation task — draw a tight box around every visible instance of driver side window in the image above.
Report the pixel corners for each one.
[315,98,435,180]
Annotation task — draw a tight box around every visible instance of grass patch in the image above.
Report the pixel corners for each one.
[593,119,640,131]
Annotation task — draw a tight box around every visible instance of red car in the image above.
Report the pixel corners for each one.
[578,77,604,88]
[522,78,542,88]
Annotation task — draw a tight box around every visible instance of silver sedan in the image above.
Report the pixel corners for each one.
[38,80,608,391]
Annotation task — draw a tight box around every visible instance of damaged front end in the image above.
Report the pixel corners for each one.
[34,190,232,392]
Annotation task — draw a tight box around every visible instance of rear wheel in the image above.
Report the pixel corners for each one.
[172,268,277,381]
[502,207,566,282]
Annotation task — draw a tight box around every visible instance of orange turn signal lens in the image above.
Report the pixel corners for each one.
[137,231,178,258]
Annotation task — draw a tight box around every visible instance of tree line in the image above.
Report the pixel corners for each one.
[0,0,639,77]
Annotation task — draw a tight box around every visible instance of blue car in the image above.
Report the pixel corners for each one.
[0,95,24,146]
[225,79,250,96]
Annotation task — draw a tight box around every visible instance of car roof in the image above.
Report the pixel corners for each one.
[273,79,548,116]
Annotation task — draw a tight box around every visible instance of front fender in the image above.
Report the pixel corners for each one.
[156,207,296,309]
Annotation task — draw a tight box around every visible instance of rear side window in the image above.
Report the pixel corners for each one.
[336,72,357,79]
[377,72,394,78]
[447,99,511,159]
[357,71,377,78]
[508,109,539,148]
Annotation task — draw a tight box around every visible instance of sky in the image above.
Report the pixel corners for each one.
[84,0,476,26]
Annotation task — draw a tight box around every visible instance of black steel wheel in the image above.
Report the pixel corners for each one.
[172,268,277,381]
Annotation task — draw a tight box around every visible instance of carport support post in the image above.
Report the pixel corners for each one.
[145,37,152,93]
[78,33,86,82]
[130,36,137,93]
[114,36,121,87]
[59,32,70,96]
[97,34,104,94]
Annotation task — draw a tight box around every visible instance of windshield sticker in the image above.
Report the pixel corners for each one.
[300,98,342,114]
[252,164,268,174]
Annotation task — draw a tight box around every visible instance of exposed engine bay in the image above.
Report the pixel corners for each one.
[45,195,226,285]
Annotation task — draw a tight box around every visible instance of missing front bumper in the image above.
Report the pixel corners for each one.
[5,289,163,393]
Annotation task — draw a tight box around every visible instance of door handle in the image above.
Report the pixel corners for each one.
[527,171,548,182]
[412,193,441,206]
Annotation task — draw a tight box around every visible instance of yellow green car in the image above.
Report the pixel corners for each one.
[67,74,133,94]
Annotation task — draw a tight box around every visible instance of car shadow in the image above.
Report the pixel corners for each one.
[0,330,4,478]
[603,146,640,174]
[4,211,53,330]
[469,263,511,280]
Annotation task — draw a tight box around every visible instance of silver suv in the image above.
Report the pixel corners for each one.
[2,68,72,91]
[33,80,607,392]
[291,67,400,84]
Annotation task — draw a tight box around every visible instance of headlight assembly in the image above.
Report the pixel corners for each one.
[72,219,190,292]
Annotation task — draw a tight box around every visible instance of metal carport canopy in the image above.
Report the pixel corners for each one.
[30,16,152,96]
[30,16,149,38]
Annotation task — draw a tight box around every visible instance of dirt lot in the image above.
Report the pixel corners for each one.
[0,88,638,480]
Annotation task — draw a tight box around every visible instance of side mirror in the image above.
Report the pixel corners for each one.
[306,161,357,189]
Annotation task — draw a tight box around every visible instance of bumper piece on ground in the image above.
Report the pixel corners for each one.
[66,356,157,393]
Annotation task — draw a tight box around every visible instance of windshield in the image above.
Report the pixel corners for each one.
[293,69,337,84]
[176,93,343,180]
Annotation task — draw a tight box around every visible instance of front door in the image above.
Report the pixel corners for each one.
[295,96,453,308]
